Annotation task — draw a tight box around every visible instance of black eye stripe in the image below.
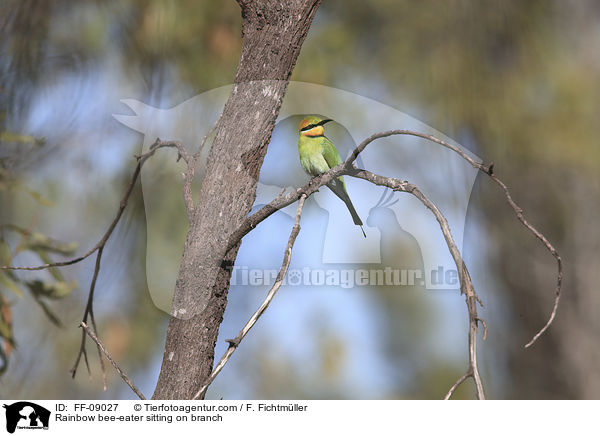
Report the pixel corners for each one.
[300,119,332,131]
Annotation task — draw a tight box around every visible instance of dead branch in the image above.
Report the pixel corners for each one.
[228,129,561,349]
[65,139,189,380]
[4,125,560,400]
[80,321,146,400]
[1,138,194,388]
[192,194,307,400]
[0,138,185,272]
[183,118,220,222]
[70,248,106,384]
[351,168,486,400]
[220,128,560,398]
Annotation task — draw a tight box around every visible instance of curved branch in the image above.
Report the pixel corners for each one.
[4,125,560,399]
[444,371,470,400]
[228,129,562,348]
[0,137,193,382]
[0,138,186,272]
[352,168,486,400]
[489,173,562,348]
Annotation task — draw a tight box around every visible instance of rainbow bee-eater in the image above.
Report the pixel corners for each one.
[298,116,366,238]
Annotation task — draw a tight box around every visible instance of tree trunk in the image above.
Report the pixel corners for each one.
[152,0,321,399]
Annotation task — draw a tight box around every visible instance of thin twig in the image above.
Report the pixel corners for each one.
[65,139,187,380]
[192,194,307,400]
[90,309,107,391]
[183,117,221,222]
[70,247,104,380]
[487,173,563,348]
[467,292,485,399]
[0,137,190,384]
[444,371,470,400]
[135,138,198,225]
[0,138,183,272]
[80,322,146,400]
[352,168,486,400]
[476,316,488,341]
[227,129,561,348]
[193,116,221,163]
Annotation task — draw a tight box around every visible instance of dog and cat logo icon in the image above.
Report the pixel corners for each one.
[2,402,50,433]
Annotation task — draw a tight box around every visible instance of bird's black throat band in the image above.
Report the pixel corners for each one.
[300,118,333,131]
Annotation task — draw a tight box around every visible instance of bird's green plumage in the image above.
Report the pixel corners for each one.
[298,116,366,237]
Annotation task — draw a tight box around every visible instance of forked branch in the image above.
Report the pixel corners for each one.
[221,128,561,399]
[228,129,562,349]
[2,138,199,396]
[4,125,561,400]
[193,194,307,399]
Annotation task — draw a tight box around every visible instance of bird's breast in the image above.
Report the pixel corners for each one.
[298,138,324,175]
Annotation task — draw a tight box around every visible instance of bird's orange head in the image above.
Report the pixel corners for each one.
[299,116,332,137]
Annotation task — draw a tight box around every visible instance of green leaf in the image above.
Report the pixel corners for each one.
[28,232,78,256]
[25,280,75,327]
[0,239,11,266]
[31,296,62,327]
[26,279,77,299]
[25,188,53,207]
[0,274,23,297]
[0,317,11,343]
[0,131,45,145]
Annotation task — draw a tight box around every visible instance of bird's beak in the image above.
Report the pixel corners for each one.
[319,119,333,126]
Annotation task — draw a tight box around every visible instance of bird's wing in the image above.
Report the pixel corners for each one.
[321,136,348,191]
[321,136,343,169]
[304,151,330,175]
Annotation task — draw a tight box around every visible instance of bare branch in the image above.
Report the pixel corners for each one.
[361,131,562,347]
[444,371,470,400]
[228,129,561,348]
[352,168,486,400]
[4,123,559,399]
[183,117,221,222]
[192,194,307,400]
[476,316,488,341]
[0,138,184,272]
[70,248,105,381]
[0,137,195,385]
[138,139,197,222]
[80,322,146,400]
[487,173,562,348]
[142,139,190,164]
[192,116,220,164]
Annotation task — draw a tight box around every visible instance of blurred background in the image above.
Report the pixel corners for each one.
[1,0,598,399]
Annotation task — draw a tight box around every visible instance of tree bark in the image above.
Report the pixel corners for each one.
[152,0,321,399]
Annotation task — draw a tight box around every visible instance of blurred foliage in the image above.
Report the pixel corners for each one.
[0,0,598,399]
[0,141,78,375]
